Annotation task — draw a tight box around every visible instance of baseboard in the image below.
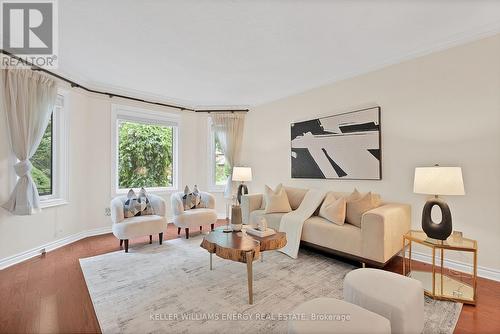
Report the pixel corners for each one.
[0,213,228,270]
[0,226,112,270]
[217,212,228,220]
[408,251,500,282]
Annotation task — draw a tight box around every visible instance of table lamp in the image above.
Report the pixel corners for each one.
[413,165,465,240]
[232,167,252,204]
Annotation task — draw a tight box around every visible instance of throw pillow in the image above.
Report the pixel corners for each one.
[192,185,202,208]
[319,192,346,225]
[345,188,362,202]
[123,189,140,218]
[264,184,292,214]
[137,187,154,216]
[284,186,308,210]
[182,185,194,210]
[346,192,381,228]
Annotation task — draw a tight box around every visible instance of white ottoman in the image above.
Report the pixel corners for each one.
[344,268,424,334]
[288,297,391,334]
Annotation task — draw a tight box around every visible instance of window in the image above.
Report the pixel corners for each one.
[208,119,231,191]
[28,93,69,207]
[111,105,179,194]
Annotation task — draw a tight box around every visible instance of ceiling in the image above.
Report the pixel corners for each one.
[58,0,500,108]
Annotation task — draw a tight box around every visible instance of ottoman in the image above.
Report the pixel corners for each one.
[344,268,424,334]
[288,297,391,334]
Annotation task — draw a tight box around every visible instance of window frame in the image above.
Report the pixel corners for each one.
[111,104,180,196]
[35,91,69,208]
[207,118,229,193]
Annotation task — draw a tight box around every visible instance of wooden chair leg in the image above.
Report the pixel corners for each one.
[124,239,129,253]
[211,223,214,231]
[177,227,181,235]
[159,232,163,245]
[149,235,152,244]
[119,239,123,248]
[185,228,189,239]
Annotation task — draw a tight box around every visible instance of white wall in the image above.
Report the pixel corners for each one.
[241,34,500,273]
[0,87,226,262]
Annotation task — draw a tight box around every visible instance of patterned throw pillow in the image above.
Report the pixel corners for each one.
[182,185,204,210]
[192,185,202,208]
[137,187,154,216]
[182,186,194,210]
[124,189,140,218]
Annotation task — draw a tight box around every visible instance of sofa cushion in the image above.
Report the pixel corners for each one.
[112,215,167,240]
[319,192,346,225]
[301,216,362,257]
[284,186,308,210]
[174,208,218,228]
[264,184,292,214]
[249,209,285,230]
[346,192,381,227]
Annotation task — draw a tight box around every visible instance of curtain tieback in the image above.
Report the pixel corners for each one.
[14,160,33,177]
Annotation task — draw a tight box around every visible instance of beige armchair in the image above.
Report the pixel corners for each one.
[171,191,217,239]
[110,194,167,252]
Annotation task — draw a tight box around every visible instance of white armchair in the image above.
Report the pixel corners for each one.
[110,194,167,252]
[171,191,217,239]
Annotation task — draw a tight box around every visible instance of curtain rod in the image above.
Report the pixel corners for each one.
[0,50,249,113]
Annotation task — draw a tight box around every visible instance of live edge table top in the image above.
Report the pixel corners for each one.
[200,226,287,263]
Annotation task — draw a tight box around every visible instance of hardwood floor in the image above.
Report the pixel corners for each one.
[1,221,499,334]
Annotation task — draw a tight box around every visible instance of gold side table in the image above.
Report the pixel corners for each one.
[402,230,477,305]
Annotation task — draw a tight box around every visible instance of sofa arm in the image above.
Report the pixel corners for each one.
[200,191,216,209]
[241,193,263,225]
[170,192,185,216]
[150,194,167,217]
[110,197,125,224]
[361,203,411,264]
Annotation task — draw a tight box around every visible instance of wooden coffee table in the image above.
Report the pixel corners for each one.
[200,226,287,304]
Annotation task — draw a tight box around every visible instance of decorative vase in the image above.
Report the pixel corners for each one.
[231,205,242,232]
[258,217,267,231]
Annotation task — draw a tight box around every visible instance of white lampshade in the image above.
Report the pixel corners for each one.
[232,167,252,182]
[414,166,465,196]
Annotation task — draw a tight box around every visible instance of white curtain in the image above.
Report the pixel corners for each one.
[210,113,246,199]
[1,69,57,215]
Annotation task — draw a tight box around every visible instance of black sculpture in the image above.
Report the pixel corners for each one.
[421,197,452,240]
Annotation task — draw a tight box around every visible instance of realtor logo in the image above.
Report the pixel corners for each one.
[1,0,58,68]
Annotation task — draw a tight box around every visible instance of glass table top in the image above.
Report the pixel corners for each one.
[404,230,477,251]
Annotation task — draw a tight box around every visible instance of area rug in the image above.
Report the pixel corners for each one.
[80,235,462,334]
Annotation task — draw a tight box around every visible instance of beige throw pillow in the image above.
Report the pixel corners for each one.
[345,188,362,202]
[264,184,292,214]
[346,192,381,228]
[319,192,346,225]
[284,186,308,210]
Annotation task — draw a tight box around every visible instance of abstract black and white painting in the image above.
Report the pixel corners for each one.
[291,106,381,180]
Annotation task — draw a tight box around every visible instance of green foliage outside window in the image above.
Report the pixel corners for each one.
[214,136,231,185]
[118,121,174,189]
[32,115,52,195]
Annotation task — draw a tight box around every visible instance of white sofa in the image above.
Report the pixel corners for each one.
[110,194,167,252]
[241,186,411,266]
[171,191,218,239]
